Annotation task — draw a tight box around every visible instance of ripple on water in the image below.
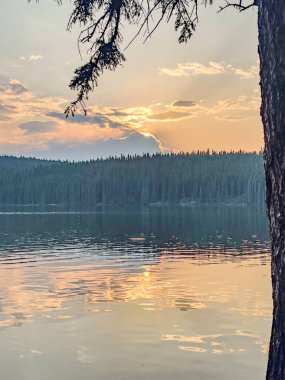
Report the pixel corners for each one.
[0,211,272,380]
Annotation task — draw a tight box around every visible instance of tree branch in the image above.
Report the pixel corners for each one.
[29,0,256,116]
[218,0,258,13]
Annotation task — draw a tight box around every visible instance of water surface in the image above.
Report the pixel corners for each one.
[0,207,271,380]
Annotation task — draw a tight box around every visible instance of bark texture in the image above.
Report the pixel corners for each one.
[258,1,285,378]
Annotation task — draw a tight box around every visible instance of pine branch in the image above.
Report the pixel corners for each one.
[218,0,258,13]
[28,0,257,116]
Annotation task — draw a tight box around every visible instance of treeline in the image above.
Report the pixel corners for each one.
[0,152,265,209]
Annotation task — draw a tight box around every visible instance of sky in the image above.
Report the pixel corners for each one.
[0,1,262,160]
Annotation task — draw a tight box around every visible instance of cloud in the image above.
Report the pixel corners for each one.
[0,76,167,159]
[233,66,258,79]
[0,75,68,122]
[0,101,16,120]
[29,55,43,61]
[0,76,28,94]
[8,79,28,94]
[93,132,161,158]
[0,101,15,112]
[0,132,162,161]
[147,111,191,121]
[215,115,250,122]
[159,61,259,80]
[208,94,261,122]
[210,95,260,114]
[159,61,227,77]
[172,100,198,108]
[0,73,260,160]
[18,121,58,134]
[48,111,103,124]
[48,111,127,130]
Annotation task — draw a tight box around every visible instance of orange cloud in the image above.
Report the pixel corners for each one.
[0,75,262,157]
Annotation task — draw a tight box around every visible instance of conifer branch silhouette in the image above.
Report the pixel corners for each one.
[28,0,257,116]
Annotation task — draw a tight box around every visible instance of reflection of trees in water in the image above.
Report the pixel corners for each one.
[0,207,269,251]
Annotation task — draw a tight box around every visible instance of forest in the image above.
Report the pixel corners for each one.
[0,151,265,210]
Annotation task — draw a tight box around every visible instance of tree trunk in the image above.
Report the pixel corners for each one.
[258,1,285,378]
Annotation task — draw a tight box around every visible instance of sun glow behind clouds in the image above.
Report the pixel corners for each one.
[141,132,151,137]
[0,72,263,158]
[0,0,263,156]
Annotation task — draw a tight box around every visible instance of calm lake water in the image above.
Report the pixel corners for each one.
[0,207,271,380]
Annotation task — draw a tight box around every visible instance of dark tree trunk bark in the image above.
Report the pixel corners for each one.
[258,1,285,378]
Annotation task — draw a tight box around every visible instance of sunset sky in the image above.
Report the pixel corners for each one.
[0,1,262,160]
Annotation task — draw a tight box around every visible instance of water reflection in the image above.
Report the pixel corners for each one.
[0,207,271,380]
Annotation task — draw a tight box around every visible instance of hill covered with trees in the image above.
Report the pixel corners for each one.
[0,152,265,210]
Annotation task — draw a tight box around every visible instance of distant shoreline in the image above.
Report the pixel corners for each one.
[0,152,265,209]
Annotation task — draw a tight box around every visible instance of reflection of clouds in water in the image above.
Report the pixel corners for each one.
[0,248,271,330]
[30,349,43,355]
[0,259,205,323]
[162,330,268,355]
[77,346,96,364]
[236,330,269,354]
[179,346,208,353]
[0,268,61,329]
[0,211,272,380]
[0,311,34,328]
[231,300,272,318]
[163,333,222,344]
[10,343,44,359]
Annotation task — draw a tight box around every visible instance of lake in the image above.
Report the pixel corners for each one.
[0,207,272,380]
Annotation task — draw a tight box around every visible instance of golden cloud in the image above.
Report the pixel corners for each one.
[159,61,259,80]
[159,61,227,77]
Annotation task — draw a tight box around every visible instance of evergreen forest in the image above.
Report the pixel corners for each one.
[0,152,265,210]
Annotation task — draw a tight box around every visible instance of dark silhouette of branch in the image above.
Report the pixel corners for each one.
[218,0,258,13]
[28,0,257,115]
